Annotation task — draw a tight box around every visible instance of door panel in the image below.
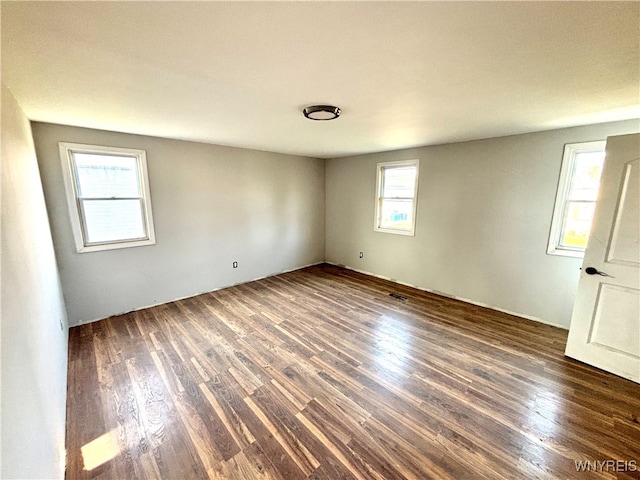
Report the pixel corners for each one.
[607,158,640,265]
[565,133,640,383]
[588,283,639,357]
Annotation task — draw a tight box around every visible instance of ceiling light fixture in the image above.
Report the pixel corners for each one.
[303,105,341,121]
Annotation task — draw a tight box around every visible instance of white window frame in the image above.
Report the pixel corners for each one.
[374,159,420,236]
[59,142,156,253]
[547,140,606,258]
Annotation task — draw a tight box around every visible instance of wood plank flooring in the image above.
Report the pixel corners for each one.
[65,264,640,479]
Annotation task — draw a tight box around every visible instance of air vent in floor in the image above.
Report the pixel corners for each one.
[389,293,408,301]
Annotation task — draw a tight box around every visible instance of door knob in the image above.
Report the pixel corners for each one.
[584,267,609,276]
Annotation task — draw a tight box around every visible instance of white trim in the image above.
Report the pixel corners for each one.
[326,261,568,330]
[71,260,568,330]
[547,140,606,258]
[58,142,156,253]
[374,159,420,236]
[71,261,324,326]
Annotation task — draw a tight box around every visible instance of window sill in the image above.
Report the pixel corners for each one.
[546,248,585,259]
[374,227,415,236]
[77,237,156,253]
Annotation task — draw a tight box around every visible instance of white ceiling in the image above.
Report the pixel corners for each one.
[2,1,639,158]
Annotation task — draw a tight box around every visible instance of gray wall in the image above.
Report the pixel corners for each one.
[326,120,640,329]
[33,123,326,325]
[1,86,69,479]
[27,118,640,331]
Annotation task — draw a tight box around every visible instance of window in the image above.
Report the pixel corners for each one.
[374,159,419,235]
[59,142,156,253]
[547,141,606,257]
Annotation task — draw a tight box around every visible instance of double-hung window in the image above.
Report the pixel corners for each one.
[59,142,156,253]
[547,140,606,257]
[374,159,419,236]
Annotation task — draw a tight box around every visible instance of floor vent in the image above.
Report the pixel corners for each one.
[389,293,408,301]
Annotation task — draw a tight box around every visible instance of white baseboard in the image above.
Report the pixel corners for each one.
[73,261,324,327]
[325,261,568,331]
[74,260,568,331]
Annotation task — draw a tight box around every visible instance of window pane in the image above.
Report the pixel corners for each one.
[380,199,414,230]
[82,199,146,244]
[559,201,596,249]
[74,153,141,198]
[382,166,416,198]
[568,151,604,202]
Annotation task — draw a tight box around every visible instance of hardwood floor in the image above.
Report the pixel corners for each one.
[65,264,640,480]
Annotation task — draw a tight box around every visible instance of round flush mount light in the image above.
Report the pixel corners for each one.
[303,105,341,121]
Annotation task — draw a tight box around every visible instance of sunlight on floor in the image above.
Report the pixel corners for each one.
[373,315,411,374]
[529,392,561,439]
[81,429,120,471]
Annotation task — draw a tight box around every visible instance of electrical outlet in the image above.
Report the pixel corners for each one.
[233,261,238,268]
[359,251,364,259]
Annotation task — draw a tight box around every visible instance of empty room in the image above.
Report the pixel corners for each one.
[2,1,640,479]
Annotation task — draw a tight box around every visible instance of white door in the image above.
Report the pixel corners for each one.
[565,133,640,383]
